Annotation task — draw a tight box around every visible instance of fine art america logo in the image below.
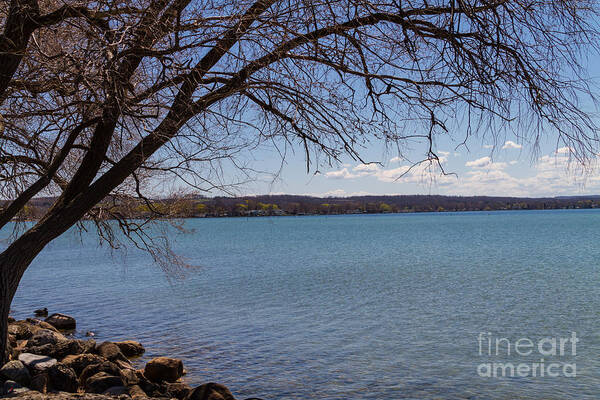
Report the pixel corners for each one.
[477,332,578,378]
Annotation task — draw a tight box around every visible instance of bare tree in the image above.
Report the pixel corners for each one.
[1,0,599,363]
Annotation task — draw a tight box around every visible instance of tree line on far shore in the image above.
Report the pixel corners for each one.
[7,194,600,220]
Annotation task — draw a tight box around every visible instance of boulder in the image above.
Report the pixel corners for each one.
[61,353,105,376]
[18,353,57,372]
[29,372,48,393]
[8,322,33,340]
[84,372,123,394]
[47,363,78,393]
[7,316,15,323]
[114,340,145,358]
[25,318,60,333]
[102,385,128,395]
[44,313,76,331]
[96,342,128,363]
[185,383,236,400]
[27,329,67,347]
[144,357,184,383]
[128,384,149,400]
[7,333,17,348]
[0,360,30,386]
[80,361,121,384]
[119,368,139,386]
[26,338,93,360]
[166,382,193,399]
[114,359,134,371]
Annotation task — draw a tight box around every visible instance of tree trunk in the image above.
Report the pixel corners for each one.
[0,278,11,366]
[0,232,47,366]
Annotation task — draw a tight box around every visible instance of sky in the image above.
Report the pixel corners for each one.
[233,135,600,198]
[224,57,600,198]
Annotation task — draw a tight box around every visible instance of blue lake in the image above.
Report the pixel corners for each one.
[3,210,600,399]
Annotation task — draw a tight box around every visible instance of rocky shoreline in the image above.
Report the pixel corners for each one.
[2,311,258,399]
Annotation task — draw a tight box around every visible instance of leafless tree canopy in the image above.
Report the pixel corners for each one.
[0,0,599,362]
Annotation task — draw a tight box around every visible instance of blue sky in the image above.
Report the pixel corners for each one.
[236,134,600,197]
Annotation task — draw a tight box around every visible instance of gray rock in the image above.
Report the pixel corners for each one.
[18,353,57,372]
[0,361,30,386]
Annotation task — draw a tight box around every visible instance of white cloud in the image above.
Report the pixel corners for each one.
[375,166,411,182]
[324,168,358,179]
[353,163,381,173]
[465,156,491,168]
[389,156,402,163]
[502,140,523,150]
[556,146,572,155]
[483,144,494,149]
[323,150,600,197]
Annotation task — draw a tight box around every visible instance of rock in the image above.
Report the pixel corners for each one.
[114,358,134,371]
[7,316,15,323]
[18,353,57,372]
[0,360,30,386]
[102,385,128,395]
[115,340,145,358]
[85,331,96,337]
[185,383,236,400]
[8,322,33,340]
[144,357,184,383]
[80,361,121,384]
[44,313,76,331]
[134,370,162,397]
[26,338,93,359]
[34,308,48,317]
[27,329,67,347]
[96,342,128,362]
[61,353,105,376]
[166,382,193,399]
[119,368,139,386]
[7,333,17,348]
[47,363,78,392]
[29,373,48,393]
[26,318,60,333]
[2,392,134,399]
[85,372,123,394]
[128,384,149,400]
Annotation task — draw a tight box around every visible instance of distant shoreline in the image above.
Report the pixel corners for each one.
[7,199,600,223]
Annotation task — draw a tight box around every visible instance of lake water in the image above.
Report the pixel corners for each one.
[3,210,600,399]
